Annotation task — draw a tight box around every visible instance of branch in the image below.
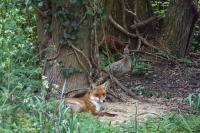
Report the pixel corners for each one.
[103,71,149,102]
[108,15,137,37]
[125,9,140,22]
[109,15,163,53]
[138,35,162,52]
[78,13,87,26]
[130,16,157,29]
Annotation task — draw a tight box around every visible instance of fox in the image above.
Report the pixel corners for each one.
[64,81,116,117]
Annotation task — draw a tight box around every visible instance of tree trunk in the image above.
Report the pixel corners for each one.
[35,1,92,97]
[161,0,198,57]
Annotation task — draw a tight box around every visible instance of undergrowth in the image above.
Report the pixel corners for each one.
[119,113,200,133]
[131,56,151,75]
[1,1,200,133]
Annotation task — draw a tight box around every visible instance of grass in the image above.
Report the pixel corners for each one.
[0,96,117,133]
[119,113,200,133]
[77,113,117,133]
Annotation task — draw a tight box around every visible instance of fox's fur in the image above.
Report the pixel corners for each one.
[64,82,116,117]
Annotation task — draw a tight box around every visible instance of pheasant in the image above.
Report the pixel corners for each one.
[104,45,132,77]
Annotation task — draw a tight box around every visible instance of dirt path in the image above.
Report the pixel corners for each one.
[100,99,169,124]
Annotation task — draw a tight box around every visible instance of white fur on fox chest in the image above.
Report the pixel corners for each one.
[90,96,102,112]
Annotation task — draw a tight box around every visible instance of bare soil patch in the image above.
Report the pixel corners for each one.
[100,99,169,124]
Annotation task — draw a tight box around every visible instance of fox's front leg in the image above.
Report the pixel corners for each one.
[92,111,117,117]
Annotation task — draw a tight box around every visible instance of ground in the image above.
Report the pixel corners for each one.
[101,99,169,124]
[100,53,200,123]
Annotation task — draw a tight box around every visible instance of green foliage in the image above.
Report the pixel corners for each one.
[0,1,40,91]
[30,0,105,47]
[99,52,115,68]
[151,0,170,16]
[119,113,200,133]
[131,56,151,74]
[77,113,117,133]
[0,2,116,132]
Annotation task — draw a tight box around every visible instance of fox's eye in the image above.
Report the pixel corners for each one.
[95,94,99,97]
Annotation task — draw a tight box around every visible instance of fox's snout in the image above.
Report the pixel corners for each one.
[99,97,106,103]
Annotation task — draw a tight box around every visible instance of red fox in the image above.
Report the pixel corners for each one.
[64,81,116,117]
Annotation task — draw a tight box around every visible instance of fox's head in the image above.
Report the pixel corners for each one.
[89,81,110,103]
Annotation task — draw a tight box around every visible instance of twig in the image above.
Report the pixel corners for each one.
[78,13,87,26]
[125,9,137,17]
[125,9,140,22]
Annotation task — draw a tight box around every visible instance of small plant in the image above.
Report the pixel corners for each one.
[130,85,146,96]
[179,58,192,65]
[185,93,200,113]
[99,52,115,68]
[131,56,151,75]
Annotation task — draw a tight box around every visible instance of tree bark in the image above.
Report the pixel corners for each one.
[161,0,198,57]
[35,0,91,96]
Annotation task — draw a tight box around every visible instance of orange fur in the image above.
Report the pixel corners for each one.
[64,85,116,117]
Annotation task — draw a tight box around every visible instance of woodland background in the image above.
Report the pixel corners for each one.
[1,0,200,132]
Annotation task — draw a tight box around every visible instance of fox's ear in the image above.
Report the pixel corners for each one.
[102,80,110,90]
